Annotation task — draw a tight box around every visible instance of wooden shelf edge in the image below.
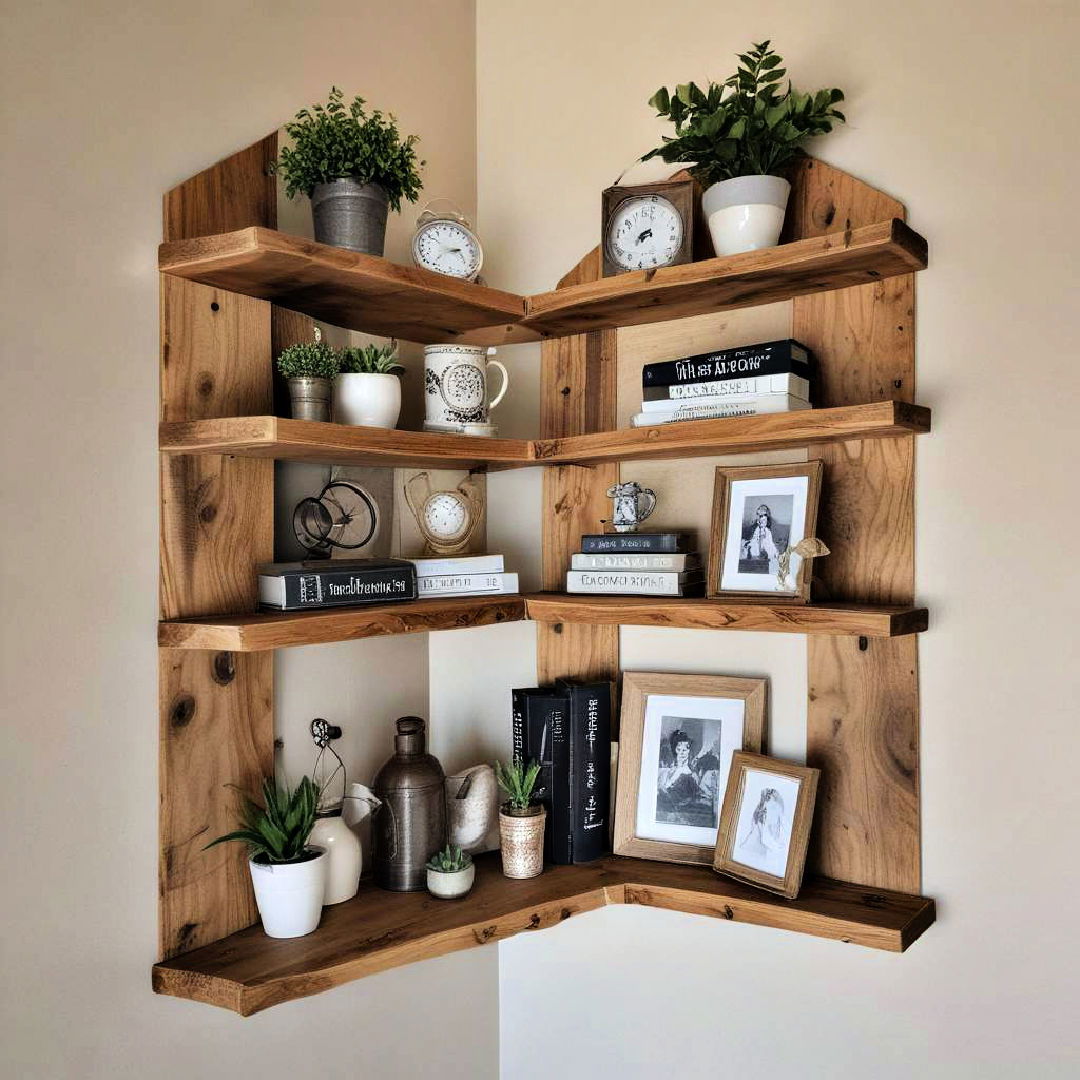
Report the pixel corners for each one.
[159,596,529,651]
[151,856,935,1016]
[524,594,928,637]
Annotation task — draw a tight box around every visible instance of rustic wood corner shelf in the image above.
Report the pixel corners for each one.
[152,854,936,1016]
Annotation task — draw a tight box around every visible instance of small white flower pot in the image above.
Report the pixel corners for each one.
[702,174,792,256]
[426,863,476,900]
[248,850,327,938]
[333,372,401,429]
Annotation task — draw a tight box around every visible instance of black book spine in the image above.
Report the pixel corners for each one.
[547,694,573,864]
[560,680,612,864]
[523,693,555,863]
[511,689,527,766]
[642,340,812,388]
[580,533,685,554]
[270,566,417,609]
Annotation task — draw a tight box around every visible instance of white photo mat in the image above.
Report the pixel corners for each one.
[720,474,809,594]
[729,767,801,878]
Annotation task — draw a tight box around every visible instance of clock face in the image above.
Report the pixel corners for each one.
[605,194,684,271]
[413,220,483,280]
[423,492,469,540]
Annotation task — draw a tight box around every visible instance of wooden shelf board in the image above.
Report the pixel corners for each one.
[525,594,928,637]
[524,219,928,336]
[534,401,930,465]
[159,595,528,651]
[152,854,935,1015]
[158,227,533,345]
[159,416,537,471]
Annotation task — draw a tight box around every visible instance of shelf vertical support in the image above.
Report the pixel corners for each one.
[158,135,279,959]
[789,158,922,892]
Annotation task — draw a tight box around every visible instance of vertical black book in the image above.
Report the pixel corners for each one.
[557,678,613,864]
[511,688,572,863]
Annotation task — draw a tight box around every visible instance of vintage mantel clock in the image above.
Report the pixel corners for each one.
[601,175,704,277]
[411,200,484,282]
[403,471,485,555]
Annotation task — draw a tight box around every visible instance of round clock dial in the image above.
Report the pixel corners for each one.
[605,194,684,272]
[412,220,483,280]
[423,492,469,540]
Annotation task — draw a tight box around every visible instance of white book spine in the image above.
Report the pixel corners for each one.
[641,373,810,411]
[417,572,518,596]
[570,553,698,571]
[407,555,504,576]
[565,570,697,596]
[631,395,811,427]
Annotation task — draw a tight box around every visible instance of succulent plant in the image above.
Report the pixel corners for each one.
[204,775,320,865]
[339,342,405,376]
[426,843,473,873]
[494,759,542,814]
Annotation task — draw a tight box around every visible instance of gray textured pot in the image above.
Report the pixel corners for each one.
[287,377,332,422]
[310,179,389,255]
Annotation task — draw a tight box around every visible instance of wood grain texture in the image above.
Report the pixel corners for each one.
[159,416,536,471]
[160,596,528,651]
[152,852,935,1015]
[525,594,927,637]
[790,158,922,893]
[159,138,277,960]
[525,219,927,337]
[159,227,529,344]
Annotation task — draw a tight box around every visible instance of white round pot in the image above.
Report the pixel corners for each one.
[702,175,792,256]
[248,850,327,938]
[426,863,476,900]
[308,811,362,905]
[333,372,402,429]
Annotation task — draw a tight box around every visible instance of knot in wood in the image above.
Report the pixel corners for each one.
[212,652,236,685]
[170,694,196,729]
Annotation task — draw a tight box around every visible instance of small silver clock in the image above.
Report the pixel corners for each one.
[411,200,484,282]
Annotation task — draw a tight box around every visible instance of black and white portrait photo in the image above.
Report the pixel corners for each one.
[732,769,799,877]
[737,494,793,576]
[654,715,723,829]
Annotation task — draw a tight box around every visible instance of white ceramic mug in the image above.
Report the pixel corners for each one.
[423,344,509,430]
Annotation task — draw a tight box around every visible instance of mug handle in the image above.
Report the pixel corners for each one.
[486,359,510,410]
[637,488,657,522]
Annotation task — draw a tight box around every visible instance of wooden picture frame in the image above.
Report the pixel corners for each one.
[707,461,823,603]
[614,672,767,866]
[713,752,820,899]
[600,177,705,278]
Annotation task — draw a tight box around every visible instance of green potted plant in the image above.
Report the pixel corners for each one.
[642,41,846,256]
[205,775,326,939]
[276,337,340,421]
[425,843,475,900]
[334,342,405,429]
[494,759,544,880]
[276,86,424,255]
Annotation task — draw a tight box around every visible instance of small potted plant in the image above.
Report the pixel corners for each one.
[205,775,326,939]
[495,759,545,880]
[425,843,475,900]
[334,342,405,429]
[277,336,340,421]
[276,86,424,255]
[642,41,846,256]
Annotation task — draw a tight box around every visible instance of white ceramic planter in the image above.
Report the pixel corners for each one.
[702,175,792,256]
[333,372,401,429]
[426,863,476,900]
[248,850,327,938]
[308,812,362,905]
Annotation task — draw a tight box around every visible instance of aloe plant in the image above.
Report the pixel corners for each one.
[426,843,473,873]
[339,342,405,375]
[495,759,542,814]
[204,775,320,865]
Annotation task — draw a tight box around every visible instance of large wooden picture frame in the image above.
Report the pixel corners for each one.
[713,751,820,899]
[614,672,767,866]
[707,461,823,603]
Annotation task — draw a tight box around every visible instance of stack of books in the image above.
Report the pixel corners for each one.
[631,338,815,427]
[258,558,418,610]
[565,532,703,597]
[512,679,612,864]
[406,554,519,598]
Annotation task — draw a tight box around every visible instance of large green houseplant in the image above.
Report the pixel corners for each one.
[642,41,846,255]
[275,86,424,255]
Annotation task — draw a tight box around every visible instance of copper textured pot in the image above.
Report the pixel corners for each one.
[498,805,546,880]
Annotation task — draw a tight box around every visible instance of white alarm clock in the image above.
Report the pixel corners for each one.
[605,193,684,272]
[403,471,485,555]
[411,201,484,282]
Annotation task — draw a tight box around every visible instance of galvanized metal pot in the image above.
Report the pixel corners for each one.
[499,806,546,880]
[287,377,331,422]
[371,717,446,891]
[310,179,389,255]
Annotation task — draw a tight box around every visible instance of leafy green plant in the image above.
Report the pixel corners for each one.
[275,86,424,211]
[426,843,473,873]
[495,759,542,814]
[642,41,846,185]
[339,342,405,376]
[205,776,320,865]
[276,341,340,380]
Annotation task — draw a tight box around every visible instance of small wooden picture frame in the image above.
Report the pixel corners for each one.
[713,751,819,899]
[600,177,705,278]
[707,461,823,603]
[614,672,767,866]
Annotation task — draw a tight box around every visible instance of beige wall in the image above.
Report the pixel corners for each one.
[0,2,499,1077]
[476,1,1080,1077]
